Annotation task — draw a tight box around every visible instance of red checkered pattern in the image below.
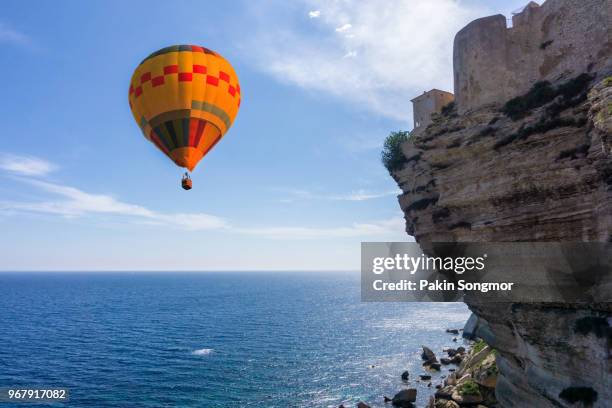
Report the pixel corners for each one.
[131,64,241,103]
[140,72,151,83]
[163,65,179,74]
[193,65,206,74]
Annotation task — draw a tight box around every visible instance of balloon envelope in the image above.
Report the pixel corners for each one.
[129,45,241,171]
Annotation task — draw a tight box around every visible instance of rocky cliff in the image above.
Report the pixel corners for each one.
[391,74,612,407]
[453,0,611,113]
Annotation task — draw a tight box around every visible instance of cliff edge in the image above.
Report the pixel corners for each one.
[393,73,612,408]
[389,1,612,406]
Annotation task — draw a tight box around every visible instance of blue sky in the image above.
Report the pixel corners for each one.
[0,0,527,270]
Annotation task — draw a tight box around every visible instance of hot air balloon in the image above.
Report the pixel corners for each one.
[128,45,241,190]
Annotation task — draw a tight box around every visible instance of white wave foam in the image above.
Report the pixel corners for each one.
[192,348,214,356]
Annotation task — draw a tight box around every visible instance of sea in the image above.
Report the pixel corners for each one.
[0,272,470,407]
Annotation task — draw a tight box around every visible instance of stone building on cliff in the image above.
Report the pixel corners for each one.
[411,89,455,134]
[453,0,611,113]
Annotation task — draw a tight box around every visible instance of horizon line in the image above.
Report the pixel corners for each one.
[0,269,360,273]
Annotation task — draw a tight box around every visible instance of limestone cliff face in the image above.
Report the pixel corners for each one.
[391,76,612,407]
[396,78,612,243]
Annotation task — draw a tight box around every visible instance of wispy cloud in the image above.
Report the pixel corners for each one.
[0,153,56,176]
[277,188,400,203]
[2,179,229,231]
[247,0,484,121]
[0,23,30,46]
[308,10,321,18]
[236,217,406,240]
[338,189,400,201]
[335,23,352,33]
[0,153,405,240]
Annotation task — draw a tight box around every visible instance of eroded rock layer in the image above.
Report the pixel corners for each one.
[392,76,612,407]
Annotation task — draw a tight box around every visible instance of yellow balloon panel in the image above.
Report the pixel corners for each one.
[128,45,241,171]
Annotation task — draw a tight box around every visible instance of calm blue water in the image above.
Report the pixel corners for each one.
[0,272,470,407]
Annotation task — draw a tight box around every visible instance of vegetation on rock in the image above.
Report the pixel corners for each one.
[502,73,594,120]
[381,130,410,172]
[502,81,555,120]
[458,380,481,396]
[472,339,487,354]
[441,101,457,117]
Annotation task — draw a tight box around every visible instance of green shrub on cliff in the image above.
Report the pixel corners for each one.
[381,130,411,172]
[502,81,555,120]
[502,73,594,120]
[458,380,481,396]
[441,101,456,116]
[557,73,594,100]
[472,338,487,353]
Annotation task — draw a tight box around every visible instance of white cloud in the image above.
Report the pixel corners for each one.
[237,217,406,240]
[343,50,357,58]
[335,23,352,33]
[0,154,405,240]
[0,153,56,176]
[277,188,400,202]
[339,189,400,201]
[1,178,228,231]
[308,10,321,18]
[248,0,484,121]
[0,23,30,45]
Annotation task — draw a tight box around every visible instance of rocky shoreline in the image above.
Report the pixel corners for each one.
[343,319,498,408]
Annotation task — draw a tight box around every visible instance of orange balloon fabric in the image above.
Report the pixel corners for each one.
[128,45,241,171]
